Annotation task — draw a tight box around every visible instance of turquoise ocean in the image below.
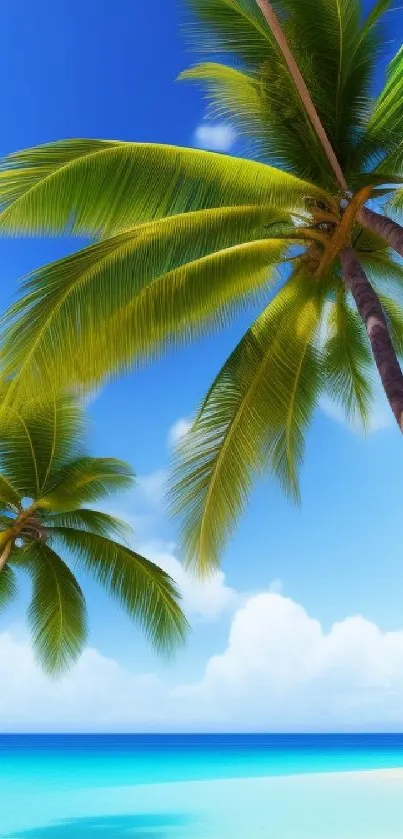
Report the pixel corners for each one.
[1,734,403,838]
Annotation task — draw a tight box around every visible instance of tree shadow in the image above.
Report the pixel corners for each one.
[9,812,192,838]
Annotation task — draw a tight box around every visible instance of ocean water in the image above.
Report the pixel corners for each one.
[1,734,403,838]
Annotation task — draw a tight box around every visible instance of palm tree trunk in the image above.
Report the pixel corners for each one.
[340,247,403,431]
[357,206,403,259]
[255,0,347,192]
[0,539,12,572]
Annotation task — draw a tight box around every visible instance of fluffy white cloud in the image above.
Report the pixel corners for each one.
[0,633,169,731]
[194,123,236,152]
[4,591,403,731]
[167,417,192,448]
[180,593,403,729]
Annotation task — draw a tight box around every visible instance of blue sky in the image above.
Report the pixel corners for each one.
[1,0,403,731]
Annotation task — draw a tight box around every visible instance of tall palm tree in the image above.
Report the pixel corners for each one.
[0,396,187,674]
[0,0,402,570]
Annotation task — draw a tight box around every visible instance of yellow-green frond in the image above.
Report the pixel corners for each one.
[323,291,373,427]
[180,63,269,158]
[46,508,132,542]
[0,139,325,237]
[38,457,134,512]
[183,0,273,66]
[170,273,324,573]
[0,474,21,511]
[359,250,403,303]
[0,565,17,611]
[378,294,403,357]
[17,541,87,675]
[51,528,188,653]
[0,395,85,499]
[369,45,403,145]
[0,222,291,400]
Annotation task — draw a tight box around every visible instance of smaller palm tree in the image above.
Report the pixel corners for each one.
[0,396,187,674]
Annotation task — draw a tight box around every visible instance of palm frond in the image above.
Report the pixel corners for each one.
[184,0,384,183]
[368,44,403,151]
[17,541,87,675]
[0,140,325,236]
[0,565,17,610]
[180,62,275,161]
[0,395,85,498]
[0,227,290,396]
[323,290,373,427]
[359,0,392,42]
[46,508,132,542]
[39,457,134,511]
[170,271,324,573]
[183,0,274,65]
[359,250,403,302]
[0,474,21,510]
[52,528,188,652]
[378,294,403,357]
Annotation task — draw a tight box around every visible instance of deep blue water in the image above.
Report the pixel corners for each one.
[2,734,403,838]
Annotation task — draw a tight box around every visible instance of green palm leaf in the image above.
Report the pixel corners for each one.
[52,528,188,652]
[184,0,384,183]
[183,0,274,64]
[17,541,87,675]
[323,291,373,426]
[378,294,403,357]
[359,250,403,303]
[0,395,85,498]
[0,396,187,673]
[0,474,21,510]
[170,272,324,572]
[1,224,289,394]
[46,508,132,541]
[39,457,134,511]
[0,564,17,610]
[0,140,325,237]
[369,45,403,149]
[180,63,273,160]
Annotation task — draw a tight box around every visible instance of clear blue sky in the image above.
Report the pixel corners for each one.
[1,0,403,731]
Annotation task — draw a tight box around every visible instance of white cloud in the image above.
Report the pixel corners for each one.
[135,469,167,508]
[193,123,236,152]
[167,417,192,449]
[5,591,403,731]
[180,593,403,729]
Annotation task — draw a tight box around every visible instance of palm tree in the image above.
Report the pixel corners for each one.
[0,0,402,570]
[0,396,187,674]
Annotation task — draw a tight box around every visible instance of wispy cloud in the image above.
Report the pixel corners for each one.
[193,123,236,152]
[167,417,192,449]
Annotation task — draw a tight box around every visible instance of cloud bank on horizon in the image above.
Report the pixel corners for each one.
[3,589,403,732]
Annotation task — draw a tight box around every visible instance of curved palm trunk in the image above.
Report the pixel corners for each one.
[357,206,403,259]
[340,247,403,431]
[0,539,12,572]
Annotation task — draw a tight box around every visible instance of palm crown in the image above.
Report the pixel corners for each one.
[0,397,187,674]
[0,0,402,571]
